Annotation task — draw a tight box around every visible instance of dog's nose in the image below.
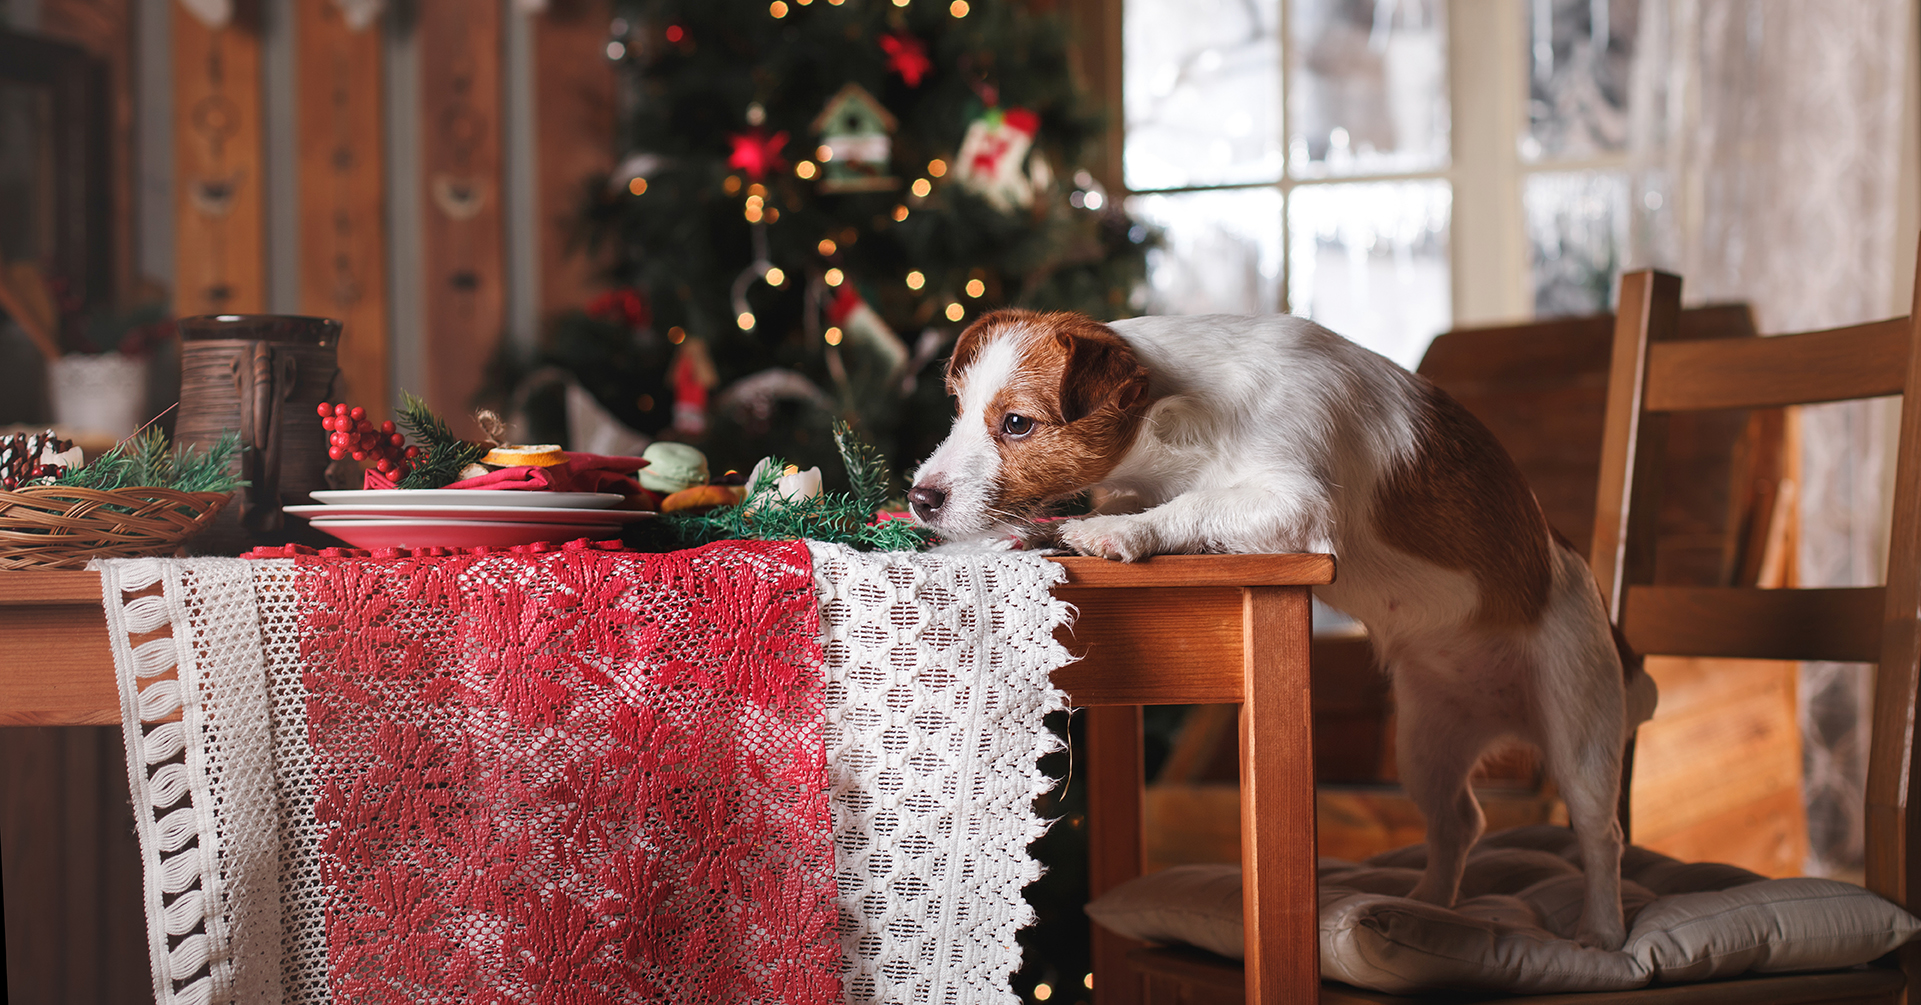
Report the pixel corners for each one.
[907,484,947,521]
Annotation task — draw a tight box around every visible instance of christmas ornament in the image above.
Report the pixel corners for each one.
[880,32,933,87]
[811,83,898,193]
[728,128,789,182]
[672,340,719,437]
[586,287,650,329]
[0,431,78,490]
[823,284,910,404]
[954,107,1043,211]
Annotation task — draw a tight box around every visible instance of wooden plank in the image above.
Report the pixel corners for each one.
[1622,585,1885,664]
[1647,318,1912,413]
[534,0,616,316]
[295,0,390,419]
[1087,704,1146,1005]
[173,0,265,316]
[417,0,505,439]
[0,600,118,726]
[1869,239,1921,914]
[1049,553,1334,589]
[1239,585,1316,1005]
[1052,587,1244,706]
[0,570,105,604]
[1589,270,1682,619]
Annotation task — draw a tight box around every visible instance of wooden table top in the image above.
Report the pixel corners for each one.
[0,553,1335,725]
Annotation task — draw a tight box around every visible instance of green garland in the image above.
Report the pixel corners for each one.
[664,421,933,551]
[54,429,244,494]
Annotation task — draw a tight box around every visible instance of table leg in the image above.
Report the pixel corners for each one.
[1241,585,1317,1004]
[1086,703,1145,1005]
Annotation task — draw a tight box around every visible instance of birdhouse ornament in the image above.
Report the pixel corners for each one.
[954,107,1044,212]
[811,83,899,193]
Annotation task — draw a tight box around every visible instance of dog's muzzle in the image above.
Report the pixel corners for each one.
[907,484,947,523]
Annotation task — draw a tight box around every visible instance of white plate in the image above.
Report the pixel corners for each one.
[308,518,622,550]
[309,489,624,509]
[288,504,655,525]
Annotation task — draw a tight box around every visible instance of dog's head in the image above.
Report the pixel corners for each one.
[908,309,1152,540]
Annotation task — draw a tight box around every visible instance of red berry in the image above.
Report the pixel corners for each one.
[351,451,366,461]
[376,459,394,472]
[349,406,366,421]
[405,447,421,459]
[381,420,396,434]
[334,403,349,416]
[390,434,404,446]
[329,447,345,460]
[317,402,333,417]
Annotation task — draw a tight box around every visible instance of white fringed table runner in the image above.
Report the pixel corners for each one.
[99,544,1069,1005]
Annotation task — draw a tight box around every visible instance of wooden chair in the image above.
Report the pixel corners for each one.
[1119,264,1921,1003]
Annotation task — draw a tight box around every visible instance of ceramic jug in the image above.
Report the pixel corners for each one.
[175,314,341,553]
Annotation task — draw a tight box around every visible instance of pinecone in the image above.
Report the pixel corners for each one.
[0,430,75,490]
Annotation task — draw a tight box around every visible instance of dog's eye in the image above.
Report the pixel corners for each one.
[1001,413,1034,439]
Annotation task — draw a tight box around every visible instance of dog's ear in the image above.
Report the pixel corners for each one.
[946,310,1030,391]
[1055,317,1149,423]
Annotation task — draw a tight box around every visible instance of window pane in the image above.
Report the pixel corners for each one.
[1523,0,1640,162]
[1287,180,1450,369]
[1525,170,1628,317]
[1127,187,1285,315]
[1287,0,1449,178]
[1123,0,1284,191]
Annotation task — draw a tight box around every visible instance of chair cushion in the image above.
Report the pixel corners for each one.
[1084,824,1921,995]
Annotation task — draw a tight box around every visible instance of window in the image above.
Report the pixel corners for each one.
[1121,0,1644,368]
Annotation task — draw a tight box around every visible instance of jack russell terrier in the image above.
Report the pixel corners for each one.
[907,309,1657,951]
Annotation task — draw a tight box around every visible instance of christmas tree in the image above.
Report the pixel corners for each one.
[512,0,1151,499]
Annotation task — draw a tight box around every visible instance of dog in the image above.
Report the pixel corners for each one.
[907,309,1658,950]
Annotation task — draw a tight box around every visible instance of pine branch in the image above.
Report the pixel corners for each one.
[55,430,244,493]
[663,427,932,552]
[393,391,488,490]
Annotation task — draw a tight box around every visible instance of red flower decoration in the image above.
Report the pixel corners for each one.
[727,128,789,181]
[585,287,650,329]
[880,31,933,87]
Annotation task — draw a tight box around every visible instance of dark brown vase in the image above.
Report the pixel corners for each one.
[175,314,342,554]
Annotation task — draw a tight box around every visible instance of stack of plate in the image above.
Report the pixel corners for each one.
[288,490,655,550]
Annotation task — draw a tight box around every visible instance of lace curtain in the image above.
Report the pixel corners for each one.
[1627,0,1913,876]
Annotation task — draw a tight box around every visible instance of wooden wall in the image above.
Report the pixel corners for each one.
[1,3,619,999]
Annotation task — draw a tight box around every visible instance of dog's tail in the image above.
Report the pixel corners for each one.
[1612,620,1660,730]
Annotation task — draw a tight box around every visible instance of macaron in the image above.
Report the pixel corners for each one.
[638,442,710,494]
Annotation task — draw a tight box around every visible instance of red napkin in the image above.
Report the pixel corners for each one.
[362,452,649,495]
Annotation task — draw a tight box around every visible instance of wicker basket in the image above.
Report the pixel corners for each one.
[0,486,231,570]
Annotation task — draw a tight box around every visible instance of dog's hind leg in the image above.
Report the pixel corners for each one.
[1394,667,1495,909]
[1530,562,1632,950]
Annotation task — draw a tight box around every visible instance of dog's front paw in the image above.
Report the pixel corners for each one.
[1058,515,1161,562]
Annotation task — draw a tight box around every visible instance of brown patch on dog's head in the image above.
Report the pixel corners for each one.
[1374,384,1554,628]
[943,310,1153,516]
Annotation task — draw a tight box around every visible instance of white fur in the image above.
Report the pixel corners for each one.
[912,313,1657,950]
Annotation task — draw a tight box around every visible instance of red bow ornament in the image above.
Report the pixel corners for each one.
[880,32,933,88]
[728,128,789,181]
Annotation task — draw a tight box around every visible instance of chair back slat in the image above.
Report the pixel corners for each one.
[1622,585,1885,664]
[1645,318,1912,412]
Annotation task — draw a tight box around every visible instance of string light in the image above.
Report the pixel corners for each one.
[627,177,648,196]
[905,270,925,290]
[770,0,788,16]
[745,205,764,223]
[910,178,932,198]
[748,183,766,198]
[950,0,970,15]
[795,160,818,179]
[765,266,786,285]
[824,268,845,286]
[605,40,626,59]
[737,311,756,330]
[945,302,964,321]
[892,204,910,221]
[797,0,814,5]
[892,0,910,6]
[667,326,687,344]
[723,176,742,194]
[824,326,843,345]
[816,144,834,162]
[965,278,984,297]
[664,24,685,42]
[928,158,948,177]
[1033,984,1052,1002]
[817,238,838,255]
[1083,974,1094,989]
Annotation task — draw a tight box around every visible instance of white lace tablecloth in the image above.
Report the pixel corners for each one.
[98,544,1072,1005]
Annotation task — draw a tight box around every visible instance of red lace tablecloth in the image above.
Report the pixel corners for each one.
[293,540,840,1003]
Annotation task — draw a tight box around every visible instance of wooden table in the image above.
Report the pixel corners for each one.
[0,553,1335,1005]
